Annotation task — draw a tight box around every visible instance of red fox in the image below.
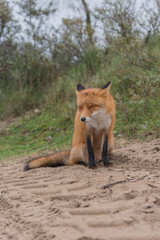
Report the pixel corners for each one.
[24,81,115,171]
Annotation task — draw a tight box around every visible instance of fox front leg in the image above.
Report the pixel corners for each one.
[86,136,97,169]
[102,134,111,166]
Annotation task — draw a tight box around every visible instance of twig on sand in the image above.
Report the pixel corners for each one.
[102,175,146,189]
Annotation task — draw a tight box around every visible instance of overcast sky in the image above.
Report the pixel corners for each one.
[10,0,147,29]
[53,0,145,27]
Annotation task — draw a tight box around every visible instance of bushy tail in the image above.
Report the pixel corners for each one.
[24,150,71,171]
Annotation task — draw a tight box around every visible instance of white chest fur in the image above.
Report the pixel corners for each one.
[86,109,112,131]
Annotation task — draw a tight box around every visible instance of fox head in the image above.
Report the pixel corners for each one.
[76,82,112,127]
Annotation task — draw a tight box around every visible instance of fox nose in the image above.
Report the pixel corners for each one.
[80,117,86,122]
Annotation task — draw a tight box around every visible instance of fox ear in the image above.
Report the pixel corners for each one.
[101,81,112,90]
[77,83,85,91]
[100,81,112,96]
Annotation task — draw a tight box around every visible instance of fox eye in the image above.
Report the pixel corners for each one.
[89,105,99,109]
[78,106,83,111]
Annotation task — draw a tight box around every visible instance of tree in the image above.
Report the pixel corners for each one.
[81,0,94,45]
[0,0,18,43]
[96,0,139,44]
[17,0,56,45]
[139,0,160,43]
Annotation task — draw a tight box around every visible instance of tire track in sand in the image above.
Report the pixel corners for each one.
[0,139,160,240]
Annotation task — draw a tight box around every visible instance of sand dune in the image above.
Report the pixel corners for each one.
[0,139,160,240]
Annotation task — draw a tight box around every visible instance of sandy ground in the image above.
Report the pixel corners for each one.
[0,139,160,240]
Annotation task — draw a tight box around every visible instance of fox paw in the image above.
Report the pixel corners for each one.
[102,156,111,166]
[89,164,97,170]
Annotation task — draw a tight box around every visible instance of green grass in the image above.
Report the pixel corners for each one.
[115,99,160,139]
[0,110,73,160]
[0,94,159,160]
[0,40,160,160]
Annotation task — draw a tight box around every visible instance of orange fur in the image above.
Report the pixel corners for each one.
[24,82,115,171]
[70,82,115,165]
